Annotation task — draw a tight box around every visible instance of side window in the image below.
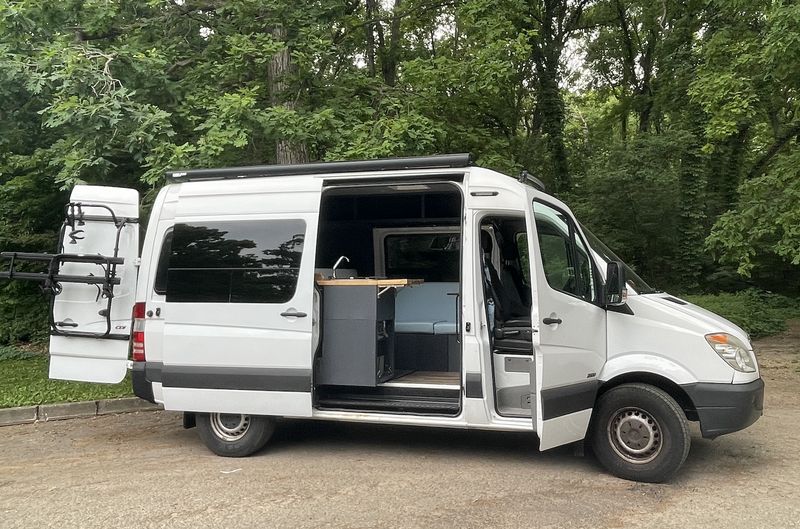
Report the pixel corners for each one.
[533,202,596,303]
[166,220,306,303]
[153,230,173,295]
[384,232,460,282]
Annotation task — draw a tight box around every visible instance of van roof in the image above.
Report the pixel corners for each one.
[165,153,473,183]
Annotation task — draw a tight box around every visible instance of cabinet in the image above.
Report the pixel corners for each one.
[315,285,395,386]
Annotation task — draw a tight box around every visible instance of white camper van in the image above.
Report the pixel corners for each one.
[1,154,763,482]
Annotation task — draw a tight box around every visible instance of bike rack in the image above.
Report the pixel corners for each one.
[0,202,136,340]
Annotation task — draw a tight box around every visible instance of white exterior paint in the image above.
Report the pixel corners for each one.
[46,163,760,451]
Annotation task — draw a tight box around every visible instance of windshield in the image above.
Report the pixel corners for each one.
[580,225,658,295]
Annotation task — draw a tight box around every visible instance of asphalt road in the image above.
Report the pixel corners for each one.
[2,325,799,529]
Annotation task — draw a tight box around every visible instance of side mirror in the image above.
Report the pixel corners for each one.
[605,261,627,307]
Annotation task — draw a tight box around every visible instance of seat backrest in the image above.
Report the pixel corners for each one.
[500,266,529,316]
[395,282,459,334]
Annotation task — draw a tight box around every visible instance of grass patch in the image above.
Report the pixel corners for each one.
[0,347,132,408]
[683,289,800,339]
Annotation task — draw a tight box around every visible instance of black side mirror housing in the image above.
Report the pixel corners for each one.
[605,261,627,307]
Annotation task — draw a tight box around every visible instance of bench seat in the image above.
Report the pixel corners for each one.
[394,282,459,335]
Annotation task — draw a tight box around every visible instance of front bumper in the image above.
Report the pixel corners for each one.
[682,378,764,439]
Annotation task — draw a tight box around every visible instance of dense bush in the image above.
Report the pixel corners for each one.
[683,290,800,339]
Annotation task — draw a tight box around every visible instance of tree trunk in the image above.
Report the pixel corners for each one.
[675,131,707,289]
[530,5,570,194]
[365,0,377,77]
[268,25,308,164]
[381,0,402,86]
[536,60,570,193]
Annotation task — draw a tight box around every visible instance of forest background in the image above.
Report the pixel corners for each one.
[1,0,799,346]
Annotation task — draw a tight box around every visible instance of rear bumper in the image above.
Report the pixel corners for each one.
[682,378,764,439]
[131,362,155,403]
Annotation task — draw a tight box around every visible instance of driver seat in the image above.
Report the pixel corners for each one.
[481,230,533,354]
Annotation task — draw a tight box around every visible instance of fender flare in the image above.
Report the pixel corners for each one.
[599,353,696,386]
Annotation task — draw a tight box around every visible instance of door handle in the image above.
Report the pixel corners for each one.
[447,292,461,343]
[281,310,307,318]
[55,320,79,328]
[542,317,562,325]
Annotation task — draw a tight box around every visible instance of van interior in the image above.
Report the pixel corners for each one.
[313,182,463,415]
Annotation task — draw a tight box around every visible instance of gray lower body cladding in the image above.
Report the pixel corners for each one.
[681,378,764,439]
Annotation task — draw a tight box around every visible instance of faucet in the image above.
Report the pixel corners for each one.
[332,255,350,278]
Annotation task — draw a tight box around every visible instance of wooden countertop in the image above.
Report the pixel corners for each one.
[315,277,424,287]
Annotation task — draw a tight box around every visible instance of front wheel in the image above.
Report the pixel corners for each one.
[590,383,690,483]
[196,413,275,457]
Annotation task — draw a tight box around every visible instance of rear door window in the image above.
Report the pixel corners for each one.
[166,220,306,303]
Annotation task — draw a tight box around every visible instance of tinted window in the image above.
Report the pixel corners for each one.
[384,232,460,282]
[166,220,305,303]
[153,230,173,295]
[533,202,595,303]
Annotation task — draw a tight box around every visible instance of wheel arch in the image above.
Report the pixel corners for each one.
[597,372,698,421]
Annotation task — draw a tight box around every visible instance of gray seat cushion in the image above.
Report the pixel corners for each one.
[433,321,458,335]
[394,282,459,335]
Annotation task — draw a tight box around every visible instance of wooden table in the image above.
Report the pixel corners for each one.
[315,277,424,287]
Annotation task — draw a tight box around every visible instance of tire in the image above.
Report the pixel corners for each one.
[196,413,275,457]
[589,383,690,483]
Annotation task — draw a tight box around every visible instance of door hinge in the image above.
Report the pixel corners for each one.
[134,257,141,267]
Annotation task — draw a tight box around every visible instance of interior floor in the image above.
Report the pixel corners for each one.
[381,371,460,389]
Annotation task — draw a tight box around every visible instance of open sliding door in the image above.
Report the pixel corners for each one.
[158,176,322,418]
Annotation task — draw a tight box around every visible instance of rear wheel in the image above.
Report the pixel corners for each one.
[196,413,275,457]
[590,383,690,483]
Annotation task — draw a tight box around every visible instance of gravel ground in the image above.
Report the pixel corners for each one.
[1,324,799,529]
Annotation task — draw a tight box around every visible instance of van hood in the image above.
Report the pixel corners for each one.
[639,293,752,349]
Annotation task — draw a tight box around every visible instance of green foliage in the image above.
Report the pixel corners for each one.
[0,353,132,408]
[707,146,800,279]
[569,132,690,289]
[684,289,800,339]
[0,0,798,347]
[0,344,38,361]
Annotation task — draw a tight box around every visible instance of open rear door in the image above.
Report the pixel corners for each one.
[525,191,607,450]
[48,185,139,383]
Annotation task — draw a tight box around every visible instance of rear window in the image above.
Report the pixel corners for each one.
[165,220,305,303]
[384,232,459,282]
[153,230,173,295]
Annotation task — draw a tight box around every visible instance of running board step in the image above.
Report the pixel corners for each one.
[316,394,460,415]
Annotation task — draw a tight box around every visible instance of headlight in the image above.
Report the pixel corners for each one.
[705,333,757,373]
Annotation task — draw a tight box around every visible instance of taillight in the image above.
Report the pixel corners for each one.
[131,302,146,362]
